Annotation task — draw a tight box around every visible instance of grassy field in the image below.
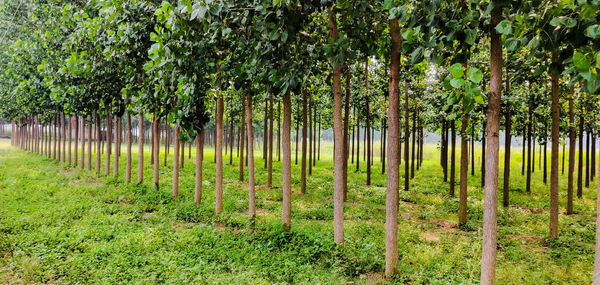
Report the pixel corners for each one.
[0,137,596,284]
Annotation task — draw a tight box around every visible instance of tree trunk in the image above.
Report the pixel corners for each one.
[442,119,448,181]
[153,117,160,190]
[216,95,224,208]
[503,105,512,207]
[522,131,526,176]
[230,120,234,165]
[195,130,205,205]
[240,101,245,181]
[532,136,536,173]
[329,6,344,245]
[385,17,402,278]
[594,156,600,283]
[263,99,268,168]
[245,92,256,219]
[180,137,185,169]
[282,90,292,230]
[277,101,281,162]
[105,112,112,176]
[459,106,469,225]
[578,111,584,198]
[549,52,560,238]
[126,110,132,183]
[352,106,355,164]
[562,143,566,175]
[450,120,456,196]
[382,118,387,174]
[568,86,575,214]
[81,117,85,169]
[592,131,596,180]
[164,123,169,167]
[586,130,590,188]
[318,114,321,161]
[301,89,308,194]
[268,93,274,188]
[411,108,416,179]
[309,94,313,176]
[94,114,100,173]
[113,116,120,178]
[480,6,502,282]
[356,112,360,173]
[366,100,371,185]
[138,112,144,183]
[173,126,180,197]
[404,80,410,192]
[62,113,66,163]
[343,66,351,200]
[295,118,299,165]
[527,108,532,193]
[471,121,475,176]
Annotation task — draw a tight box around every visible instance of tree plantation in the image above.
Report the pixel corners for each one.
[1,0,600,283]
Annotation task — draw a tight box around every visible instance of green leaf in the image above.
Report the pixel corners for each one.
[473,92,484,104]
[450,78,465,88]
[596,52,600,68]
[585,72,600,93]
[449,63,464,79]
[467,67,483,84]
[573,52,590,71]
[465,29,477,45]
[585,25,600,39]
[443,77,453,90]
[505,37,519,51]
[495,20,512,35]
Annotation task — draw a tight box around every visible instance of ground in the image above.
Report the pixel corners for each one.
[0,138,596,284]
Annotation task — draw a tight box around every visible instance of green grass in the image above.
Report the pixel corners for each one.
[0,138,596,284]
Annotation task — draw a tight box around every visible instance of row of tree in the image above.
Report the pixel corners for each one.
[1,0,600,282]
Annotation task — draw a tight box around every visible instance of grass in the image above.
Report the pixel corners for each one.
[0,137,596,284]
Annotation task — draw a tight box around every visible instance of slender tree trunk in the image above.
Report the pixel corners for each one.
[592,131,596,180]
[522,131,526,175]
[471,122,475,176]
[578,111,584,198]
[245,91,256,219]
[527,108,532,193]
[343,67,351,200]
[295,118,299,165]
[568,86,575,214]
[459,106,469,225]
[442,119,448,181]
[263,99,268,168]
[173,126,180,197]
[87,116,92,170]
[113,116,120,178]
[138,112,144,183]
[95,114,101,173]
[480,6,502,282]
[268,93,274,187]
[549,51,560,238]
[366,100,371,185]
[81,118,86,169]
[329,6,344,245]
[309,94,313,176]
[450,120,456,196]
[153,117,160,190]
[532,136,536,173]
[164,123,169,167]
[282,91,292,230]
[356,113,360,172]
[68,117,73,165]
[318,114,321,161]
[352,106,355,164]
[195,130,205,205]
[240,101,245,181]
[126,110,132,183]
[411,108,416,179]
[105,111,112,176]
[216,95,224,208]
[277,101,281,162]
[594,154,600,283]
[562,143,566,175]
[301,89,308,194]
[180,136,185,169]
[230,120,234,165]
[62,113,66,163]
[586,130,590,188]
[503,105,512,207]
[385,17,402,278]
[404,80,410,192]
[382,118,386,174]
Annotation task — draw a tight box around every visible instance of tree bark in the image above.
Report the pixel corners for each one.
[549,52,560,238]
[385,17,402,278]
[578,110,584,198]
[343,66,351,200]
[480,6,502,283]
[245,92,256,219]
[442,119,448,181]
[404,80,410,192]
[301,89,308,194]
[527,107,532,193]
[216,95,224,208]
[268,93,274,187]
[503,105,512,207]
[277,101,281,162]
[382,118,387,174]
[195,130,205,205]
[282,90,292,230]
[95,114,101,173]
[411,107,416,179]
[522,131,526,176]
[138,112,144,183]
[173,126,180,197]
[586,130,590,188]
[105,112,112,176]
[240,100,245,181]
[113,116,120,178]
[450,120,456,196]
[329,6,344,245]
[459,106,469,225]
[568,86,575,214]
[153,117,160,190]
[126,110,132,183]
[309,94,313,176]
